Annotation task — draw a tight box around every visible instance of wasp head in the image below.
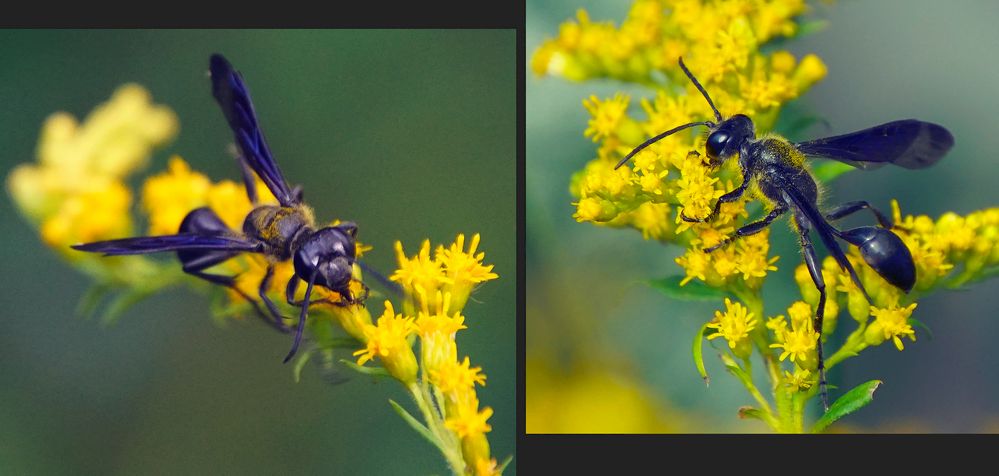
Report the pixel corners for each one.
[705,114,755,166]
[293,223,358,298]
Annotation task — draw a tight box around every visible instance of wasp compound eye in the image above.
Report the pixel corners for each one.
[840,226,916,293]
[706,131,730,160]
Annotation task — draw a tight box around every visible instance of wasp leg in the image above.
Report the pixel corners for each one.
[824,201,892,229]
[284,271,319,363]
[180,251,287,333]
[284,277,338,307]
[258,265,291,332]
[235,154,259,205]
[796,215,829,411]
[704,204,787,253]
[681,169,752,223]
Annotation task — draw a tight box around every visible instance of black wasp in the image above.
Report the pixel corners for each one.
[615,58,954,410]
[73,54,365,363]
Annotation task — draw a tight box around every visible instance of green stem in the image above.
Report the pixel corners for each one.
[825,323,868,371]
[407,383,465,475]
[719,353,779,430]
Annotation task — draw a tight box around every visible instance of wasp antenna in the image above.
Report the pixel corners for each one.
[614,121,712,169]
[678,57,722,123]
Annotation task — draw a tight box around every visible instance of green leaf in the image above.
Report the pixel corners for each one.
[292,348,313,383]
[76,284,111,319]
[389,399,445,453]
[811,380,881,433]
[909,317,934,341]
[339,359,391,378]
[497,455,513,474]
[797,19,829,37]
[100,287,157,325]
[319,337,364,350]
[737,406,765,421]
[812,161,856,184]
[648,276,729,301]
[692,322,711,386]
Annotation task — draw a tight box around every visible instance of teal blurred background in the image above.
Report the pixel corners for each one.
[528,1,999,432]
[0,30,515,472]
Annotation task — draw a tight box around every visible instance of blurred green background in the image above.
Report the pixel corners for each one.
[0,30,514,472]
[528,1,999,432]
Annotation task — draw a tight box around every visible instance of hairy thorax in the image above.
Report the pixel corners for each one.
[243,205,316,259]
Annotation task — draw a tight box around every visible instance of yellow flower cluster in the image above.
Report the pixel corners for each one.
[348,236,500,474]
[7,84,178,262]
[392,233,499,314]
[706,298,757,359]
[546,0,825,291]
[767,301,819,370]
[890,200,999,290]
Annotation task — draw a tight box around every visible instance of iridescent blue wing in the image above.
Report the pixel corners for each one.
[796,119,953,170]
[72,233,262,256]
[210,54,298,206]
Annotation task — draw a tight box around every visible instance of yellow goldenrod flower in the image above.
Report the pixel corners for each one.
[416,291,467,376]
[475,457,500,476]
[583,93,631,143]
[706,298,757,358]
[36,84,178,178]
[8,84,177,253]
[769,300,819,369]
[770,324,818,370]
[866,303,918,351]
[436,233,499,311]
[445,395,493,438]
[392,239,446,311]
[431,356,487,397]
[354,301,418,384]
[784,368,812,391]
[141,156,213,234]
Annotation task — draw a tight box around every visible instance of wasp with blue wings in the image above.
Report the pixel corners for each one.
[73,55,364,363]
[615,58,954,410]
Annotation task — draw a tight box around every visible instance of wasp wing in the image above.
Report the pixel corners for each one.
[782,185,868,298]
[210,54,298,206]
[796,119,953,170]
[72,234,261,256]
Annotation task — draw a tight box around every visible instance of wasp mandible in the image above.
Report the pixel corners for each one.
[615,57,954,410]
[73,54,366,363]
